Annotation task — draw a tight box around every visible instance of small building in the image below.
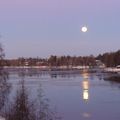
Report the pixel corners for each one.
[116,65,120,69]
[95,60,105,68]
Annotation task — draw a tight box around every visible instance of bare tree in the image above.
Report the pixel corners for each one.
[0,43,5,67]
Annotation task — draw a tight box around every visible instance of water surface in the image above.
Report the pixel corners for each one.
[2,70,120,120]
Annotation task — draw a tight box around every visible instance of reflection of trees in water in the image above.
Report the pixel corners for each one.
[50,73,78,79]
[16,68,80,79]
[0,68,11,112]
[17,69,46,78]
[4,81,61,120]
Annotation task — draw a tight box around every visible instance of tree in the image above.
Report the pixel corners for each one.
[0,43,5,67]
[96,50,120,67]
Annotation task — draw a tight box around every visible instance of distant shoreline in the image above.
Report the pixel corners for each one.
[3,65,90,70]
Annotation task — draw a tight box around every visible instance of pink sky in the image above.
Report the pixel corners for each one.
[0,0,120,58]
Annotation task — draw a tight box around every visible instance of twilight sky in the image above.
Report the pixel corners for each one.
[0,0,120,58]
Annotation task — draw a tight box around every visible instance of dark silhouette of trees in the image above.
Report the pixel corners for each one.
[0,43,5,67]
[48,55,96,67]
[0,69,11,115]
[1,43,97,67]
[0,43,96,68]
[2,80,61,120]
[6,81,35,120]
[3,55,96,67]
[97,50,120,67]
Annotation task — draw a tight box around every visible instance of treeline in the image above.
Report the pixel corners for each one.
[97,50,120,67]
[48,55,96,66]
[3,55,96,67]
[4,58,48,66]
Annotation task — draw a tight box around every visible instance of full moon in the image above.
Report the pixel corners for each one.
[81,26,88,32]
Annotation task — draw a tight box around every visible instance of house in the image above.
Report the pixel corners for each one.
[95,60,105,68]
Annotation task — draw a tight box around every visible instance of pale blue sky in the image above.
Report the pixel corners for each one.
[0,0,120,58]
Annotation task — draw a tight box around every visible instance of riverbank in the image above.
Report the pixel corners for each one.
[104,74,120,83]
